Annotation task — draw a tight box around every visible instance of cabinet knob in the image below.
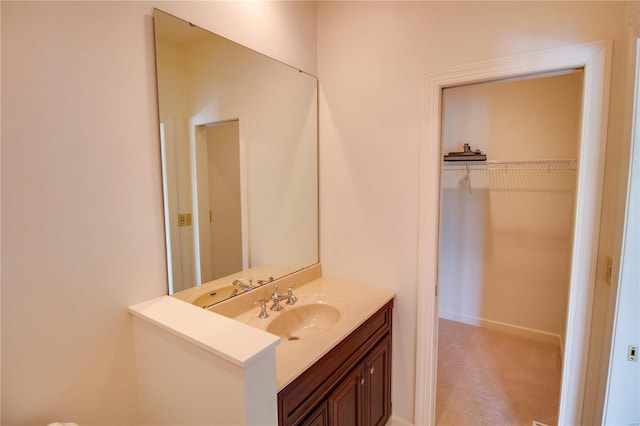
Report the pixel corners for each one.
[360,377,365,386]
[370,366,375,375]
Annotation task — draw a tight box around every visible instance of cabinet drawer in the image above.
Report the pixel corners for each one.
[278,300,393,426]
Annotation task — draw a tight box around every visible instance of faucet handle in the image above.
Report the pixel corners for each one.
[286,286,297,305]
[251,298,269,319]
[258,300,268,319]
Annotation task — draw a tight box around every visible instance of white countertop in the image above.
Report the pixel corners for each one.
[216,277,395,390]
[128,295,280,367]
[131,266,394,391]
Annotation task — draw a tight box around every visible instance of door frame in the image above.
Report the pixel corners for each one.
[602,13,640,422]
[415,40,612,425]
[190,109,249,285]
[195,120,243,282]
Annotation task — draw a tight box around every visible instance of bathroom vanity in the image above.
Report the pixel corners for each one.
[143,11,393,425]
[277,300,392,426]
[207,264,394,426]
[129,264,394,425]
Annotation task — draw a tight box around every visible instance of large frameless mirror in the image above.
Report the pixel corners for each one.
[154,9,318,306]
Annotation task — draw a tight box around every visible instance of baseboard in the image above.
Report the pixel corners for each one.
[439,310,564,354]
[386,415,413,426]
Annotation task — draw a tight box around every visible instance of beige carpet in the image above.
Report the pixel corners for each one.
[436,319,561,426]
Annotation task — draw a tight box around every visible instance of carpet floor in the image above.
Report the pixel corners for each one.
[436,319,562,426]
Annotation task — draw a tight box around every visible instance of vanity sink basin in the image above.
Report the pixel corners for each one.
[192,286,237,308]
[267,304,341,341]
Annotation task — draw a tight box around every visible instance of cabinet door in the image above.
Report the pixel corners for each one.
[328,365,365,426]
[365,335,391,426]
[301,401,328,426]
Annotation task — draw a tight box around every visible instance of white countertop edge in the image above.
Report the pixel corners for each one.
[128,295,280,367]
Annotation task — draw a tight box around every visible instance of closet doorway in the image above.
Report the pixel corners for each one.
[414,41,612,426]
[435,71,583,425]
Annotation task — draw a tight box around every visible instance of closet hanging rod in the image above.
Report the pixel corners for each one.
[442,159,577,171]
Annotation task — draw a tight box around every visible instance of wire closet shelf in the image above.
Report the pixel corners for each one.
[441,158,577,171]
[441,159,578,194]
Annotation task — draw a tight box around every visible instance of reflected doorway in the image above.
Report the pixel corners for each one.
[195,120,243,283]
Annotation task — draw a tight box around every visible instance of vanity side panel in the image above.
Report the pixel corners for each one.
[278,301,393,425]
[244,349,279,426]
[131,316,251,425]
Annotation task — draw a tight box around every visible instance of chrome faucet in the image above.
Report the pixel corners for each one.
[286,287,298,305]
[233,278,254,292]
[270,284,296,311]
[251,298,269,319]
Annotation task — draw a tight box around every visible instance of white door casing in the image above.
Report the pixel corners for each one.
[415,40,612,426]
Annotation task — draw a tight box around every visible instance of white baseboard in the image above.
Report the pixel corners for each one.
[439,310,564,355]
[386,415,413,426]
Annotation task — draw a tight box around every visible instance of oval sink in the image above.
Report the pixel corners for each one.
[267,304,341,341]
[192,285,237,308]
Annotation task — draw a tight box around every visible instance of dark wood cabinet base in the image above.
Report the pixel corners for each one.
[278,300,393,426]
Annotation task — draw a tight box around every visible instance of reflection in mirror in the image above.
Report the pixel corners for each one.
[197,121,243,282]
[154,9,318,305]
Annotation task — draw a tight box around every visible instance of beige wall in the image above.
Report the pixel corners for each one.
[317,1,629,423]
[442,72,583,161]
[1,1,317,424]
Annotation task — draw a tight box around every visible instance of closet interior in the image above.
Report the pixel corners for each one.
[436,70,584,426]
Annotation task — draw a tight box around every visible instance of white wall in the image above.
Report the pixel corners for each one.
[317,2,629,423]
[439,73,581,341]
[1,1,317,424]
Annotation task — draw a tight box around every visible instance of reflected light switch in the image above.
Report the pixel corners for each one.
[178,213,192,227]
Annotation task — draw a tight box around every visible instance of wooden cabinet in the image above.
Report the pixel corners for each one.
[327,335,391,426]
[301,402,328,426]
[328,363,365,425]
[278,300,393,426]
[363,336,391,426]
